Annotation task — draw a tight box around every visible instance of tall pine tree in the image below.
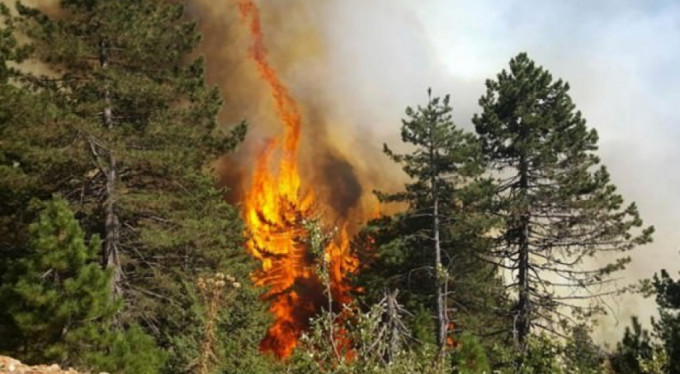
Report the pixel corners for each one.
[364,90,501,360]
[0,1,270,371]
[472,53,654,352]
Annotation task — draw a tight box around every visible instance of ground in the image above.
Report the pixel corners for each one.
[0,356,98,374]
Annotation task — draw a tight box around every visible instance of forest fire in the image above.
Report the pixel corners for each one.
[237,1,360,359]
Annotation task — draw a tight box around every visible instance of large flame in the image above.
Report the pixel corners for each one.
[238,0,359,359]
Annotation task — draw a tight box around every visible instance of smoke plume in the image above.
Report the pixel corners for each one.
[187,0,410,229]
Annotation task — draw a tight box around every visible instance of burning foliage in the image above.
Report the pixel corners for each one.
[237,0,362,359]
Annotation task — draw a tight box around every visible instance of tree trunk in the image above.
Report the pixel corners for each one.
[430,137,448,360]
[434,187,448,357]
[385,290,399,364]
[516,153,531,350]
[99,38,121,298]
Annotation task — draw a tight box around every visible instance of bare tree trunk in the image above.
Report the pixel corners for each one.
[434,184,448,358]
[430,139,448,360]
[99,38,121,298]
[379,289,411,365]
[385,290,399,364]
[516,154,531,352]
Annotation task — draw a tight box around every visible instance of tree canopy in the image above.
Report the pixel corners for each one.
[473,53,653,351]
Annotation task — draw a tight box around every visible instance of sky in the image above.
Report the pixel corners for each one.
[303,0,680,344]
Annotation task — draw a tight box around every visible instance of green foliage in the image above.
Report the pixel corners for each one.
[615,265,680,374]
[451,334,491,374]
[563,324,605,374]
[649,269,680,373]
[289,304,446,374]
[473,52,654,344]
[0,6,65,284]
[291,315,606,374]
[637,347,669,374]
[85,325,167,374]
[0,4,30,82]
[610,317,654,374]
[0,196,111,365]
[0,1,265,372]
[612,264,680,374]
[0,4,15,82]
[520,334,565,374]
[0,197,163,372]
[491,332,600,374]
[360,90,507,361]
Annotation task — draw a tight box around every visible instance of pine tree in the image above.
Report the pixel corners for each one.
[472,53,654,351]
[367,90,499,360]
[0,1,267,371]
[610,317,655,374]
[0,2,57,300]
[649,269,680,373]
[563,324,605,374]
[0,196,164,372]
[620,265,680,374]
[0,3,28,82]
[14,0,245,298]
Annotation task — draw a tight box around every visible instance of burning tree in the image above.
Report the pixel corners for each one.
[237,0,359,359]
[473,53,654,353]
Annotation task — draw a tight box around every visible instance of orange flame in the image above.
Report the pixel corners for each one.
[238,0,359,359]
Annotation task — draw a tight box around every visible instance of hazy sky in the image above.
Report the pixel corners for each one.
[308,0,680,343]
